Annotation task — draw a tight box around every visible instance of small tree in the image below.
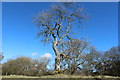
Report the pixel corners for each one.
[34,2,86,71]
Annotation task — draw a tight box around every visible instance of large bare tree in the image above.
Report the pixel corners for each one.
[58,39,98,74]
[34,2,86,71]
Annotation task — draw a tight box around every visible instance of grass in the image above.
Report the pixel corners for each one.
[1,74,120,78]
[1,75,120,80]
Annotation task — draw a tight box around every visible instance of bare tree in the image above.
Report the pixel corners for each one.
[34,2,86,71]
[95,46,120,76]
[2,56,51,76]
[58,39,97,74]
[37,56,51,75]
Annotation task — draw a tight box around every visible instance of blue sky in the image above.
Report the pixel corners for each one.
[2,2,118,62]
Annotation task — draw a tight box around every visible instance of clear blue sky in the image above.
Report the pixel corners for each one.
[2,2,118,62]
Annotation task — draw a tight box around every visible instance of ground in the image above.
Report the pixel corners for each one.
[1,74,120,78]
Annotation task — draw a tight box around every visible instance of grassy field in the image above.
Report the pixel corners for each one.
[1,74,120,79]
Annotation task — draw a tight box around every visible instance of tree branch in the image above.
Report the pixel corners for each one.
[58,20,71,43]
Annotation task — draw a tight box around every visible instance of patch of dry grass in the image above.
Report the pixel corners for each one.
[1,75,40,78]
[1,74,120,79]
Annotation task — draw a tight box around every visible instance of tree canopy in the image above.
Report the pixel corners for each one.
[34,2,87,71]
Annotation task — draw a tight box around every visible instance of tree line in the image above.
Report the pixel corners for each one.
[2,56,51,76]
[2,45,120,76]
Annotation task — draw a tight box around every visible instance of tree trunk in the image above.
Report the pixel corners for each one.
[52,37,60,71]
[70,68,76,74]
[55,56,60,71]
